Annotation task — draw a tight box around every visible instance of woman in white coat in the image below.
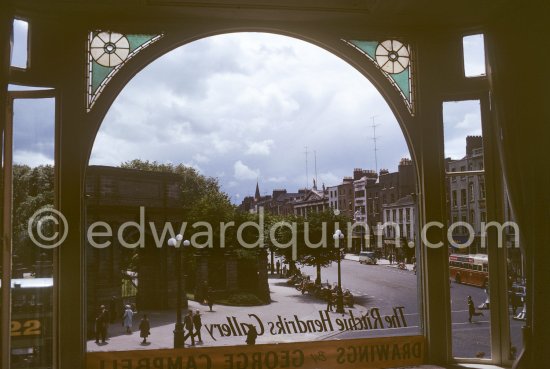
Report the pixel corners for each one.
[123,305,134,334]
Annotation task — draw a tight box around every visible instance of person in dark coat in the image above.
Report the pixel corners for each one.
[245,324,258,345]
[276,260,281,275]
[184,311,195,346]
[95,305,109,344]
[206,288,214,312]
[468,295,484,323]
[325,287,333,312]
[139,314,150,344]
[193,310,202,343]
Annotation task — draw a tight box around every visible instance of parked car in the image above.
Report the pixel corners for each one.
[358,251,377,265]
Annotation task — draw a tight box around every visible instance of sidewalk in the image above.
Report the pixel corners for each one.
[87,278,370,352]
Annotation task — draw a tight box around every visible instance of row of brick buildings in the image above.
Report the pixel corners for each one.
[239,136,518,264]
[239,158,416,257]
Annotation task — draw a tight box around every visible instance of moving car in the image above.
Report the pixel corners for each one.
[358,251,377,265]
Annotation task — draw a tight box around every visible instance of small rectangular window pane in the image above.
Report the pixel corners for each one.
[463,34,486,77]
[11,98,55,369]
[11,19,29,69]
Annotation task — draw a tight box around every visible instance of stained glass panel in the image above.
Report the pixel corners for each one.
[87,31,164,111]
[344,39,413,114]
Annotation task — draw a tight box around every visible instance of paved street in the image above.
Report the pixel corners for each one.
[88,256,523,360]
[300,257,524,359]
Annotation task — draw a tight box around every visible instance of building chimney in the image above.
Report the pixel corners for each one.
[466,136,483,156]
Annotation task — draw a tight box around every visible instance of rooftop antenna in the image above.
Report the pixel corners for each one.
[314,150,318,189]
[370,116,380,173]
[304,146,309,189]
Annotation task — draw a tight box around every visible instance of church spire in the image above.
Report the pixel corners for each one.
[255,180,261,201]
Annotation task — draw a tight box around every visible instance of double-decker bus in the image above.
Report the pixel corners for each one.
[449,254,489,288]
[1,277,53,368]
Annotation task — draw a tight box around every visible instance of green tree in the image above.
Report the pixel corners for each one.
[266,209,351,282]
[296,209,351,284]
[12,164,55,269]
[121,159,220,214]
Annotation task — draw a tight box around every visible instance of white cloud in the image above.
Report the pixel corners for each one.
[245,139,274,156]
[234,160,259,180]
[193,153,210,163]
[317,172,341,188]
[13,150,54,167]
[85,32,427,203]
[267,176,287,183]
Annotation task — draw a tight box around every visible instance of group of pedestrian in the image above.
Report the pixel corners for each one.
[183,310,203,346]
[94,302,150,345]
[95,291,214,347]
[268,260,288,277]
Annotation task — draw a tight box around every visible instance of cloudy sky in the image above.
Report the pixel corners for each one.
[10,23,485,203]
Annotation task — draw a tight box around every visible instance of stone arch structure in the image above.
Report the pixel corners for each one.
[1,2,547,369]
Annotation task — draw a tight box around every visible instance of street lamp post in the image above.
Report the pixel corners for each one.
[333,229,345,314]
[168,235,191,348]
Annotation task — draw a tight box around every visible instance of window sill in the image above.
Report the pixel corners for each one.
[447,364,510,369]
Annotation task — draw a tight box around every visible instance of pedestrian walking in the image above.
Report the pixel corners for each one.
[245,324,258,345]
[123,305,134,334]
[193,310,202,343]
[139,314,150,344]
[184,311,195,346]
[206,288,214,312]
[325,288,334,312]
[389,254,393,265]
[276,260,281,275]
[468,295,484,323]
[94,305,109,344]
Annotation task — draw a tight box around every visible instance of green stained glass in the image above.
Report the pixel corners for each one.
[350,40,378,59]
[91,63,111,94]
[390,69,410,100]
[87,31,163,111]
[346,39,413,114]
[127,35,156,53]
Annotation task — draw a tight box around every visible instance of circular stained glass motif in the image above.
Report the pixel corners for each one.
[375,40,410,74]
[90,32,130,67]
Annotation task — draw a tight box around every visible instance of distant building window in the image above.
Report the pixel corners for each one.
[468,182,474,202]
[406,208,410,221]
[452,190,457,207]
[479,182,486,199]
[461,189,467,206]
[481,211,486,223]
